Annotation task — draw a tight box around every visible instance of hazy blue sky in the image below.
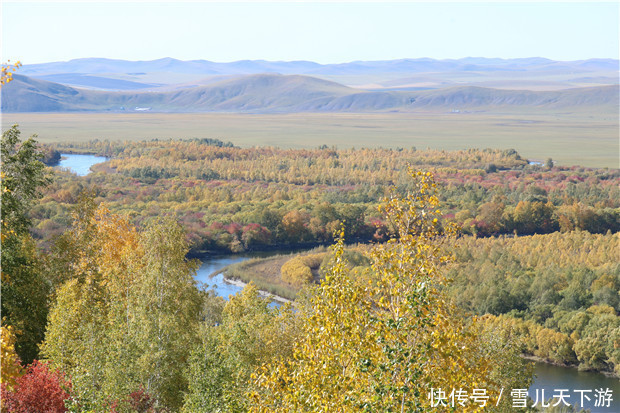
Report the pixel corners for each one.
[2,1,618,64]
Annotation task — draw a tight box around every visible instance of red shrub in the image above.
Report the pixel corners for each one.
[1,360,71,413]
[128,387,155,413]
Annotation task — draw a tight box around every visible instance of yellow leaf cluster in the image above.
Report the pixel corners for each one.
[1,323,22,391]
[41,200,202,410]
[0,61,21,86]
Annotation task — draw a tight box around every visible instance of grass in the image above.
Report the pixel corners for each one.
[223,257,298,301]
[2,109,618,168]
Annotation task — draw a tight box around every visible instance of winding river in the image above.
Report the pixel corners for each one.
[61,153,620,411]
[194,253,268,300]
[194,249,301,305]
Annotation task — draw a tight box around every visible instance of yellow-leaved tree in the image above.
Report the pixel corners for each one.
[251,169,531,412]
[0,324,22,391]
[42,196,202,412]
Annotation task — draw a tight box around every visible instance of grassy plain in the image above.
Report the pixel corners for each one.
[2,109,618,168]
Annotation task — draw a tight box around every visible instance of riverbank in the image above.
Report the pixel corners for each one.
[195,250,619,409]
[522,355,619,379]
[193,250,304,304]
[220,273,292,305]
[213,248,330,301]
[200,236,620,378]
[189,241,334,259]
[223,269,620,381]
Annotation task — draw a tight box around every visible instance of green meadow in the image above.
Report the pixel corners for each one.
[3,109,618,168]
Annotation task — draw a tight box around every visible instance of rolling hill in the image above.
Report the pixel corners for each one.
[2,73,617,113]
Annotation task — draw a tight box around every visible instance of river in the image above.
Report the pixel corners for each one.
[196,252,619,412]
[529,362,618,412]
[194,249,303,305]
[57,153,109,176]
[194,253,258,299]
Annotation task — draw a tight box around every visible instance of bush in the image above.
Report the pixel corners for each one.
[0,360,71,413]
[299,253,325,269]
[281,257,313,286]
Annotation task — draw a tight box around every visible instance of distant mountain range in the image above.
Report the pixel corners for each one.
[20,57,619,77]
[14,57,619,92]
[3,73,617,113]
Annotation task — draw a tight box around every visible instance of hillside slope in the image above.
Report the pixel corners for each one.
[2,74,617,113]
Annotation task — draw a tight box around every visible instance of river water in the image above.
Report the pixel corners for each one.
[194,249,301,302]
[194,254,256,299]
[57,153,109,176]
[529,362,618,412]
[59,154,618,411]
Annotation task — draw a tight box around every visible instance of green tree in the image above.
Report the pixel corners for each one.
[183,284,297,412]
[1,125,51,364]
[1,125,50,233]
[545,157,554,169]
[135,217,202,410]
[42,202,202,411]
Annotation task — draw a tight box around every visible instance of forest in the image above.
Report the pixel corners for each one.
[31,138,619,255]
[1,123,618,413]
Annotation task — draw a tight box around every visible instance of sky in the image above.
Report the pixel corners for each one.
[2,1,619,65]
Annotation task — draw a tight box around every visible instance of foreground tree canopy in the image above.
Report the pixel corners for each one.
[1,125,51,365]
[248,170,531,412]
